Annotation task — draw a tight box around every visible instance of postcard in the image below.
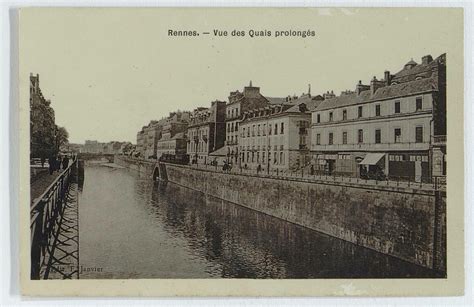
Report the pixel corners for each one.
[18,7,464,296]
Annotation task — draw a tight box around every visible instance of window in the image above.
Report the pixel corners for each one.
[280,123,284,134]
[395,101,401,114]
[247,127,250,137]
[299,135,306,146]
[328,133,334,145]
[257,124,260,136]
[252,125,255,136]
[235,122,238,131]
[394,128,401,143]
[316,133,321,145]
[342,109,347,120]
[280,152,284,164]
[317,114,320,123]
[342,132,347,145]
[263,124,266,136]
[274,124,278,135]
[329,112,333,122]
[358,106,363,118]
[375,129,381,144]
[273,152,277,164]
[358,129,363,143]
[375,104,381,117]
[262,152,265,163]
[269,125,272,135]
[231,122,234,132]
[415,126,423,143]
[257,152,260,162]
[416,97,423,111]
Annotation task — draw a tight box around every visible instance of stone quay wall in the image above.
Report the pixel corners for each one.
[114,156,156,177]
[114,155,446,272]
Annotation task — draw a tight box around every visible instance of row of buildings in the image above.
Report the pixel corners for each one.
[62,140,134,155]
[30,73,58,158]
[136,53,447,181]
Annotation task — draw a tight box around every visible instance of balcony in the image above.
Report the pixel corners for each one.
[299,128,308,135]
[432,135,446,145]
[226,140,238,146]
[311,142,430,152]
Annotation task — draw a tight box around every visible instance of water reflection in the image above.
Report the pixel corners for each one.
[139,174,438,278]
[79,166,439,279]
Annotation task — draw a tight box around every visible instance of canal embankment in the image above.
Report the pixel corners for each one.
[114,155,446,273]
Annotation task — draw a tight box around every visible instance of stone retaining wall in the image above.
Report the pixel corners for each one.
[114,156,446,273]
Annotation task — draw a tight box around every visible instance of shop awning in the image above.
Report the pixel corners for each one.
[209,146,228,157]
[359,153,385,165]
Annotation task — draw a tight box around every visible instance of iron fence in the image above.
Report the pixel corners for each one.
[182,162,446,192]
[30,159,77,279]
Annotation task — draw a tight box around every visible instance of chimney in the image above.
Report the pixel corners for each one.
[356,80,370,95]
[308,84,311,97]
[370,76,385,95]
[323,90,335,100]
[422,55,433,65]
[384,71,391,86]
[243,82,260,98]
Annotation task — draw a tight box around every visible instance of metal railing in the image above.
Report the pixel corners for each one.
[181,162,446,192]
[432,135,447,144]
[30,159,77,279]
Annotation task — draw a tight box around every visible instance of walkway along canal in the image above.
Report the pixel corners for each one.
[78,162,441,278]
[30,159,80,279]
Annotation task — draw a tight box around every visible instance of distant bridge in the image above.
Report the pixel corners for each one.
[77,152,115,163]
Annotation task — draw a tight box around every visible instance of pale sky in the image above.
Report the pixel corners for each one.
[19,8,462,144]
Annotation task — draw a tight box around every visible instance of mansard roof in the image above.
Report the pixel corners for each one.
[315,77,438,112]
[392,54,445,83]
[265,97,287,104]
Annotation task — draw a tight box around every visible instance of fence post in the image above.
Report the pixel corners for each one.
[30,201,45,280]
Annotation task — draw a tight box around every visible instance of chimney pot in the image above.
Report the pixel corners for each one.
[384,70,391,86]
[422,55,433,65]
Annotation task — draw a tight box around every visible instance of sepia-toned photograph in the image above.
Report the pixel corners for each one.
[18,7,465,296]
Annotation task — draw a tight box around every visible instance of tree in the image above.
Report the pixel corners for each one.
[55,126,69,152]
[122,142,133,155]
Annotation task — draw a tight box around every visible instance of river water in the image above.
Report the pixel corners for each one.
[78,165,438,279]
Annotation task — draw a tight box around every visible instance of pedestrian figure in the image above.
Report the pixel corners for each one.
[257,164,262,174]
[310,164,315,176]
[48,155,55,175]
[62,156,69,169]
[56,156,62,172]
